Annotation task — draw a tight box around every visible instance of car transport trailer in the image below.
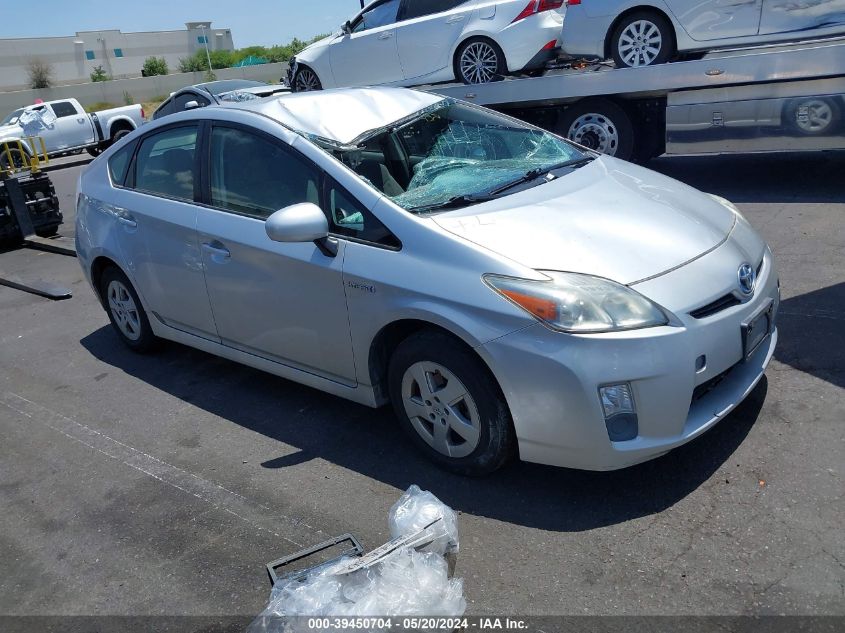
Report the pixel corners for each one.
[427,36,845,162]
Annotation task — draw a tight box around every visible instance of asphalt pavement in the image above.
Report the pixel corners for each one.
[0,151,842,621]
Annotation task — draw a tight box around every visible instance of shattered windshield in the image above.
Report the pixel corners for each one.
[1,108,24,126]
[333,102,589,213]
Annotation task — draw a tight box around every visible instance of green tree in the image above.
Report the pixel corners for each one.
[142,56,169,77]
[27,58,53,89]
[90,65,109,82]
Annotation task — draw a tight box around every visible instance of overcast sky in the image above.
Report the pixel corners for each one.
[0,0,364,47]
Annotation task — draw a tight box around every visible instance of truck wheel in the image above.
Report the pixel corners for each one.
[455,37,507,85]
[293,67,322,92]
[99,267,158,353]
[388,331,515,476]
[557,99,634,161]
[610,11,675,68]
[784,97,840,136]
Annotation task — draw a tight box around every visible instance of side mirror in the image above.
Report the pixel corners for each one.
[342,21,352,34]
[266,203,329,243]
[184,100,200,111]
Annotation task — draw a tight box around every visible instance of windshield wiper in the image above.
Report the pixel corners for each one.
[407,194,497,214]
[489,156,596,196]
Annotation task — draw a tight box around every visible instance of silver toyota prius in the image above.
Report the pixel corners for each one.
[76,87,779,475]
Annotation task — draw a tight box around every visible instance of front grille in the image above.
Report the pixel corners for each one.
[690,294,741,319]
[689,256,766,320]
[691,362,740,403]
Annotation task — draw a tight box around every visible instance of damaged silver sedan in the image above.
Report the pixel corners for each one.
[76,88,779,474]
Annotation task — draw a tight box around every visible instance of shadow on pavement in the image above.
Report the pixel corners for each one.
[648,150,845,204]
[775,282,845,390]
[81,326,766,532]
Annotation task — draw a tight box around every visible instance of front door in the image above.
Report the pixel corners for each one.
[330,0,405,87]
[669,0,762,41]
[113,123,219,339]
[196,123,356,384]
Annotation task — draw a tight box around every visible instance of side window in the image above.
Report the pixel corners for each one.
[153,99,175,120]
[354,0,401,32]
[174,92,210,112]
[209,126,320,219]
[133,126,198,201]
[51,101,78,118]
[327,179,400,248]
[108,140,136,187]
[402,0,468,20]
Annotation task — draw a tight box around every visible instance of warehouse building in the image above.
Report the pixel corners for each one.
[0,22,234,91]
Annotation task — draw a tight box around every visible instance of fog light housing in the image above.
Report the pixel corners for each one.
[599,383,639,442]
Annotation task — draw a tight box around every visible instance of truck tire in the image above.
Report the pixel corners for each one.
[557,99,635,161]
[35,224,60,238]
[388,330,516,476]
[0,147,28,171]
[87,128,132,158]
[610,11,675,68]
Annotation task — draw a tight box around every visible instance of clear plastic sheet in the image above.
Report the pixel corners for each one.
[248,486,465,632]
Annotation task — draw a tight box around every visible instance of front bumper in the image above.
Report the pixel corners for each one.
[479,245,780,471]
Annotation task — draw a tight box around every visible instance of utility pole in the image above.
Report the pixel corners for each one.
[200,24,213,74]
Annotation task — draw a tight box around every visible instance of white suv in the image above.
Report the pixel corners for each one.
[288,0,564,89]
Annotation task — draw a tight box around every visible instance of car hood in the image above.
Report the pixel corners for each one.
[432,156,737,285]
[298,34,335,58]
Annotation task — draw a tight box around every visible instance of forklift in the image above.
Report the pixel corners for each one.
[0,138,74,300]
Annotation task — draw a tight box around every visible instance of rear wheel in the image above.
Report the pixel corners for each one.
[610,11,674,68]
[388,331,515,476]
[99,267,158,353]
[455,37,507,85]
[293,66,322,92]
[0,147,28,171]
[557,99,635,160]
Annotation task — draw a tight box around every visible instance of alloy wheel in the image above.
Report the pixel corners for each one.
[796,99,833,133]
[401,361,482,458]
[294,68,321,92]
[618,20,663,67]
[107,280,142,342]
[460,41,500,84]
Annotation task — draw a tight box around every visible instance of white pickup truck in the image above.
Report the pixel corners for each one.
[0,98,143,165]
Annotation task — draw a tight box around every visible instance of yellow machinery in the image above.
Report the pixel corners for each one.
[0,136,49,176]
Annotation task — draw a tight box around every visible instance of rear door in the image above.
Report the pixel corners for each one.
[47,100,96,150]
[195,122,356,383]
[112,123,219,340]
[396,0,477,82]
[759,0,845,35]
[667,0,762,41]
[329,0,405,86]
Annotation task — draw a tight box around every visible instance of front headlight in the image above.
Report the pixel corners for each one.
[484,271,670,333]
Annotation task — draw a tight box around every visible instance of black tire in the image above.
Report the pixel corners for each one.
[292,66,323,92]
[783,97,841,136]
[0,148,28,171]
[454,37,507,85]
[610,11,675,68]
[99,266,159,353]
[388,331,515,476]
[112,128,132,144]
[35,224,60,238]
[556,99,635,161]
[86,146,103,157]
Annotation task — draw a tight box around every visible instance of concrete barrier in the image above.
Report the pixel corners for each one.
[0,63,287,113]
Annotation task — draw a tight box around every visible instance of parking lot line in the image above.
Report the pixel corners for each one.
[0,391,323,549]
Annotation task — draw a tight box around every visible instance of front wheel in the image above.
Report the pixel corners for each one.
[292,66,322,92]
[455,38,507,85]
[610,11,674,68]
[388,331,515,476]
[0,147,28,171]
[99,267,158,353]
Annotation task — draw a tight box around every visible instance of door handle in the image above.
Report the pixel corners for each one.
[446,15,465,23]
[77,117,86,124]
[202,242,231,259]
[378,31,393,40]
[117,216,137,229]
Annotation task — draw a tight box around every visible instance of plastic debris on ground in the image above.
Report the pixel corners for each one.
[248,485,465,632]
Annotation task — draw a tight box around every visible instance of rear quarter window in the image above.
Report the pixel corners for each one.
[108,140,136,187]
